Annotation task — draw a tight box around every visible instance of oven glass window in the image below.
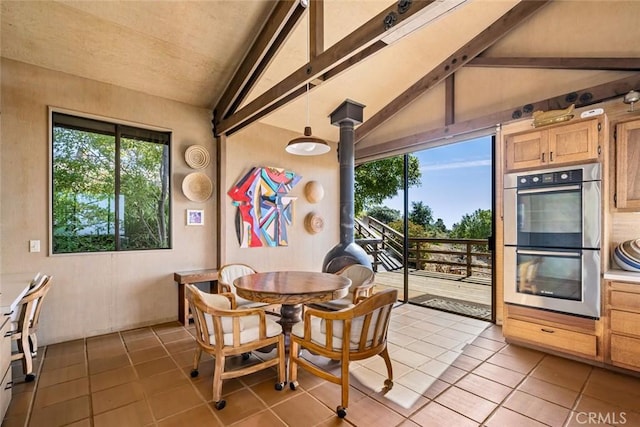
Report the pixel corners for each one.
[516,252,581,301]
[517,190,582,247]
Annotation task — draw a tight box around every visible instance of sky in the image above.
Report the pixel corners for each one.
[383,136,493,229]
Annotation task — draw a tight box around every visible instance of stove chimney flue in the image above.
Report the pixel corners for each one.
[322,100,371,273]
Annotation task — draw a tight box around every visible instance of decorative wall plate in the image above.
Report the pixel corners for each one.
[185,145,210,169]
[304,212,324,234]
[182,172,213,202]
[304,180,324,203]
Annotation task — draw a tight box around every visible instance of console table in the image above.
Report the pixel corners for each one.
[173,269,219,326]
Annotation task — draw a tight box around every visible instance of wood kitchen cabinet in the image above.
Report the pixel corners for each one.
[614,119,640,210]
[505,118,600,172]
[503,304,601,361]
[0,315,12,421]
[606,281,640,372]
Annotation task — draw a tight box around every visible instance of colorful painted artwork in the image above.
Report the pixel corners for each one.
[228,166,301,248]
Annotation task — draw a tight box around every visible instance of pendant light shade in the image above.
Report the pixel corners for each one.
[286,126,330,155]
[285,14,329,156]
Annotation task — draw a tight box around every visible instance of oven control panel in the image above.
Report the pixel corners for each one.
[517,168,583,188]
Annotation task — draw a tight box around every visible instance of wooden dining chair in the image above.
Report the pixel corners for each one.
[289,288,398,418]
[185,284,285,410]
[11,275,53,381]
[218,263,280,315]
[312,264,375,311]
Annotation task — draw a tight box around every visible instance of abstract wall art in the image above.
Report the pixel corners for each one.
[228,166,301,248]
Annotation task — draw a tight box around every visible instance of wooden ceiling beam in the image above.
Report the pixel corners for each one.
[213,1,305,124]
[216,0,438,136]
[466,57,640,70]
[444,74,455,126]
[310,0,324,58]
[355,73,640,161]
[354,0,551,143]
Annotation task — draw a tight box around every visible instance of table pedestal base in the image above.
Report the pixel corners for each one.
[278,303,302,349]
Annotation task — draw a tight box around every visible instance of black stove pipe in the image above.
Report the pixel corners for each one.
[322,100,372,273]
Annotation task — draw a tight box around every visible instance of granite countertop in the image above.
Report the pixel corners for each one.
[604,269,640,284]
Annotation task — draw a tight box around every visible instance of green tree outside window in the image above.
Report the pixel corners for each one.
[52,113,171,253]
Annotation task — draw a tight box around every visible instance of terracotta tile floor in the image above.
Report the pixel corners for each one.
[3,303,640,426]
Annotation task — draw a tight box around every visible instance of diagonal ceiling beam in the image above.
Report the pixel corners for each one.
[354,0,551,143]
[466,57,640,70]
[215,0,441,136]
[355,73,640,161]
[214,0,306,123]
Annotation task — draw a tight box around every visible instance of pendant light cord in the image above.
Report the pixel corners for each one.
[305,12,310,128]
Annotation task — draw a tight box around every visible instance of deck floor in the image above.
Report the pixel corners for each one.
[374,269,492,307]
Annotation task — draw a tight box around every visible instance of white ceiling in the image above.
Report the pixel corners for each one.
[2,0,639,147]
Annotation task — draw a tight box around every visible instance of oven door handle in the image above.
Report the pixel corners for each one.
[516,249,581,257]
[516,184,581,195]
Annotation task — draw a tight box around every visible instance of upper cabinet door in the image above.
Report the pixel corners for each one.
[616,119,640,210]
[505,130,547,171]
[548,119,599,165]
[505,118,600,172]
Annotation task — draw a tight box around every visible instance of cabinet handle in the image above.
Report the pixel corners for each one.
[549,151,553,161]
[541,152,545,162]
[540,328,555,334]
[4,381,12,390]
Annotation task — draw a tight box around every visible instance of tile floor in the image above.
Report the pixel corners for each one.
[3,303,640,426]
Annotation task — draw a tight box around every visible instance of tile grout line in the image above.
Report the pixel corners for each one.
[146,325,219,426]
[475,350,552,426]
[21,343,50,427]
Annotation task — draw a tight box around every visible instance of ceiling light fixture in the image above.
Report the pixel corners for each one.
[285,13,330,156]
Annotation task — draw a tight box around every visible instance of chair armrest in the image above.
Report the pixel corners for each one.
[218,283,232,293]
[352,284,374,303]
[218,292,237,309]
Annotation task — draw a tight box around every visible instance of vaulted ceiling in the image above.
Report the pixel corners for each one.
[2,0,639,160]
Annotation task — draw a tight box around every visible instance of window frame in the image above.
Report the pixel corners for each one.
[48,107,173,255]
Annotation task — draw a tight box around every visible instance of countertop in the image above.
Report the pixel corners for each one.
[0,274,33,315]
[604,269,640,284]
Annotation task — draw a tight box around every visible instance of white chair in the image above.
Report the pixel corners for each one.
[289,288,397,418]
[186,284,285,410]
[218,263,270,309]
[218,263,281,315]
[11,275,53,382]
[312,264,375,311]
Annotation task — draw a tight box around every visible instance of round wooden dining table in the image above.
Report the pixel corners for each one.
[233,271,351,339]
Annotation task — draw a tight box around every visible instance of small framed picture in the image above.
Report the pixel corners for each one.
[186,209,204,226]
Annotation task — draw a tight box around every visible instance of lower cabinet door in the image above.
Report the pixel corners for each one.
[0,366,12,420]
[504,318,598,358]
[610,334,640,370]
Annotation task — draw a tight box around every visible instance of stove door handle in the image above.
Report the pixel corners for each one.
[516,249,581,257]
[517,184,581,195]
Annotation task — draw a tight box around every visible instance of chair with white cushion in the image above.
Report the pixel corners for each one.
[186,284,285,410]
[288,288,397,418]
[312,264,375,311]
[11,275,53,381]
[217,263,269,308]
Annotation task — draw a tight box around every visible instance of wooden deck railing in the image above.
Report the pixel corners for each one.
[356,216,492,278]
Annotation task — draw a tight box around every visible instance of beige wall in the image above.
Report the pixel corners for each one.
[221,123,340,272]
[1,59,218,344]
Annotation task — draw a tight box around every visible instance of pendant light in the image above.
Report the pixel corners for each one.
[285,14,330,156]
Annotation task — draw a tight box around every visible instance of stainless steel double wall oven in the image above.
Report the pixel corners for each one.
[503,163,601,318]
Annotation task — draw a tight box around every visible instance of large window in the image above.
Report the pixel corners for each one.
[52,112,171,253]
